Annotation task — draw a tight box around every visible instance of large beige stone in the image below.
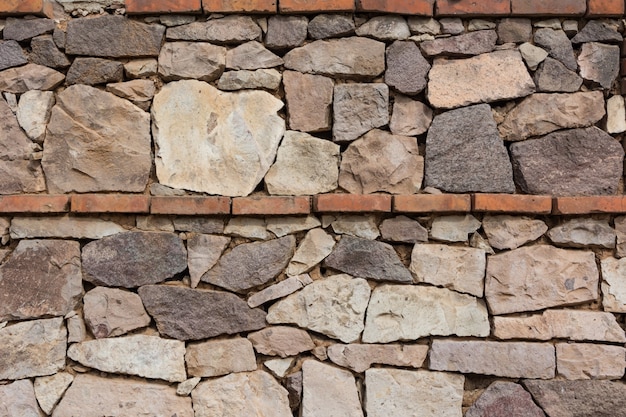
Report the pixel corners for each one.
[607,95,626,134]
[166,15,261,44]
[185,337,257,377]
[329,214,381,240]
[547,218,616,248]
[16,90,54,143]
[283,71,333,132]
[0,379,44,417]
[287,228,336,276]
[328,343,428,372]
[248,274,313,307]
[187,234,230,288]
[226,41,283,70]
[557,343,626,380]
[430,214,481,242]
[217,69,282,91]
[224,217,271,240]
[0,63,64,93]
[34,372,74,415]
[389,95,433,136]
[10,215,125,239]
[152,79,285,196]
[482,215,548,250]
[266,215,321,237]
[248,326,315,357]
[302,360,364,417]
[601,257,626,312]
[106,79,156,102]
[158,41,226,82]
[83,286,151,338]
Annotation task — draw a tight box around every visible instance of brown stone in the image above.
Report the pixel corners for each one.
[482,215,548,250]
[166,15,261,44]
[327,343,428,372]
[389,95,432,136]
[29,35,70,69]
[283,71,333,132]
[158,41,226,82]
[465,381,546,417]
[557,343,626,380]
[226,41,283,70]
[3,17,54,41]
[0,63,64,93]
[420,30,497,57]
[333,83,389,142]
[266,15,308,49]
[66,57,124,85]
[247,326,315,357]
[186,337,257,377]
[379,215,428,243]
[83,287,151,338]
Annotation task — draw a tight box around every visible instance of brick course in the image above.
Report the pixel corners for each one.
[202,0,277,13]
[436,0,510,16]
[71,194,150,213]
[232,196,311,215]
[126,0,202,13]
[356,0,434,15]
[314,194,392,212]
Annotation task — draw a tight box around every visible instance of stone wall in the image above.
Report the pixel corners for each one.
[1,0,626,416]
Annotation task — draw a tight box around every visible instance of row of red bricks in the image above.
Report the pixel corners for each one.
[1,193,626,216]
[2,0,624,17]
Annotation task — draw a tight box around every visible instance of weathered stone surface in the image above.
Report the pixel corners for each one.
[578,42,620,89]
[440,18,464,34]
[187,234,230,288]
[333,83,389,142]
[34,372,73,415]
[519,42,548,70]
[139,285,267,340]
[328,344,428,372]
[174,217,224,233]
[3,17,54,41]
[158,41,226,82]
[510,127,624,196]
[329,214,381,239]
[607,95,626,134]
[548,218,616,248]
[410,244,485,297]
[288,228,336,276]
[390,95,432,136]
[486,245,599,315]
[83,287,151,338]
[16,90,54,144]
[534,57,583,92]
[10,215,124,239]
[30,35,71,69]
[265,358,294,378]
[226,41,283,69]
[53,374,193,417]
[136,216,175,232]
[557,343,626,380]
[283,71,333,132]
[498,18,532,43]
[248,326,315,357]
[302,360,364,417]
[380,215,428,243]
[267,274,370,343]
[166,16,261,44]
[284,37,385,79]
[68,335,186,382]
[0,40,27,71]
[385,41,430,95]
[224,217,272,240]
[365,369,464,417]
[534,28,577,71]
[356,15,410,40]
[601,257,626,312]
[124,58,158,78]
[363,285,489,343]
[152,80,285,196]
[465,381,546,417]
[66,57,123,85]
[248,274,314,307]
[106,79,156,102]
[266,215,321,237]
[572,20,622,44]
[0,317,66,380]
[427,50,535,109]
[67,313,86,344]
[408,17,441,34]
[0,379,44,417]
[186,337,257,377]
[285,371,303,409]
[177,377,201,396]
[217,69,281,90]
[266,15,308,49]
[431,214,481,242]
[56,0,124,12]
[0,63,64,94]
[430,340,555,379]
[66,15,165,57]
[425,104,515,193]
[202,236,295,293]
[421,30,497,57]
[266,131,340,195]
[308,14,355,39]
[483,215,548,250]
[192,371,291,417]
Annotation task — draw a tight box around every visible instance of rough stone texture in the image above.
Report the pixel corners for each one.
[556,343,626,380]
[497,18,532,43]
[187,234,230,288]
[224,217,272,240]
[66,57,124,85]
[486,245,599,315]
[106,79,156,102]
[192,371,291,417]
[607,95,626,134]
[379,215,428,243]
[333,83,389,142]
[329,214,381,239]
[139,285,267,341]
[308,14,355,39]
[34,372,74,415]
[83,287,151,338]
[124,58,158,78]
[390,95,432,136]
[534,28,577,71]
[285,371,303,409]
[266,131,340,195]
[166,16,261,44]
[152,80,285,196]
[0,317,66,380]
[465,381,546,417]
[0,40,28,71]
[177,377,201,396]
[226,41,283,70]
[547,218,616,248]
[266,215,321,237]
[283,71,333,132]
[601,257,626,312]
[410,244,485,297]
[267,274,371,343]
[173,217,224,234]
[301,360,364,417]
[421,30,497,57]
[425,104,515,193]
[0,239,82,322]
[30,35,71,69]
[519,42,549,70]
[572,20,622,44]
[185,337,257,377]
[217,69,282,91]
[534,57,583,92]
[66,15,165,57]
[324,235,412,283]
[328,344,428,372]
[0,379,44,417]
[482,215,548,250]
[248,274,314,307]
[265,358,294,378]
[356,15,410,40]
[3,17,54,41]
[363,284,489,343]
[248,326,315,357]
[578,42,620,89]
[202,235,295,293]
[427,50,535,109]
[266,15,308,49]
[287,228,336,276]
[0,63,64,93]
[339,129,423,194]
[430,214,481,242]
[158,41,226,82]
[284,37,385,79]
[408,17,440,34]
[53,374,193,417]
[56,0,124,13]
[67,314,87,344]
[10,215,125,239]
[83,231,187,288]
[430,340,556,379]
[385,40,430,95]
[365,369,464,417]
[440,18,464,35]
[510,127,624,196]
[16,90,55,144]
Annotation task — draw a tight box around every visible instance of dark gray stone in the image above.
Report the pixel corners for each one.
[66,57,123,85]
[66,15,165,58]
[420,30,497,57]
[571,20,622,44]
[166,16,261,44]
[379,215,428,244]
[510,127,624,196]
[578,42,620,89]
[138,285,267,341]
[466,381,546,417]
[53,28,66,49]
[324,235,413,283]
[82,231,187,288]
[534,57,582,92]
[285,371,303,409]
[29,35,71,69]
[3,17,54,41]
[265,15,308,49]
[534,28,577,71]
[385,40,430,95]
[308,14,354,39]
[497,18,532,44]
[201,235,295,293]
[0,40,27,71]
[425,103,515,193]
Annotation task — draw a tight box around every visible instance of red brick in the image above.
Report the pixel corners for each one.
[0,0,54,17]
[314,194,392,212]
[0,195,69,213]
[587,0,624,16]
[232,196,310,215]
[71,194,150,213]
[279,0,355,12]
[356,0,434,15]
[203,0,277,13]
[436,0,510,16]
[151,196,231,215]
[126,0,202,13]
[554,196,626,214]
[511,0,586,15]
[393,194,471,213]
[473,194,553,214]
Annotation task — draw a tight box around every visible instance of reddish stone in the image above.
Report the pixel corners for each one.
[0,0,54,17]
[0,195,69,213]
[280,0,354,12]
[436,0,510,16]
[202,0,277,13]
[71,194,150,213]
[473,194,552,214]
[466,381,546,417]
[151,196,231,215]
[587,0,624,16]
[554,196,626,214]
[511,0,586,15]
[356,0,434,15]
[126,0,202,13]
[232,196,311,215]
[393,194,471,213]
[314,194,391,212]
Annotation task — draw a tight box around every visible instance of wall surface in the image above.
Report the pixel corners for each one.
[1,0,626,416]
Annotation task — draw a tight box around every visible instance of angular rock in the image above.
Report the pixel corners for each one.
[547,218,616,248]
[166,16,261,44]
[534,28,577,71]
[106,79,156,102]
[519,42,549,70]
[266,15,308,49]
[202,235,295,293]
[328,344,428,373]
[329,214,380,239]
[482,215,548,250]
[302,360,364,417]
[287,228,336,276]
[265,131,340,195]
[185,337,257,377]
[217,69,281,90]
[600,257,626,312]
[138,285,267,340]
[158,41,226,82]
[468,19,496,31]
[177,377,201,396]
[0,63,64,93]
[136,215,174,232]
[534,57,583,92]
[224,217,271,240]
[578,42,620,89]
[34,372,74,415]
[265,358,294,378]
[510,127,624,196]
[0,380,44,417]
[427,50,535,108]
[430,214,481,242]
[557,343,626,380]
[421,30,497,57]
[124,58,158,78]
[465,381,546,417]
[0,40,27,71]
[152,80,285,196]
[266,215,321,237]
[267,274,371,343]
[30,35,71,69]
[485,245,599,315]
[356,15,409,40]
[380,215,428,243]
[333,83,389,142]
[572,20,622,44]
[66,57,123,85]
[408,17,441,35]
[56,0,124,13]
[440,18,464,34]
[248,326,315,357]
[173,216,224,233]
[3,17,54,41]
[187,234,230,288]
[226,41,283,69]
[607,95,626,134]
[283,71,333,132]
[308,14,355,39]
[83,287,151,338]
[16,90,54,143]
[67,313,87,343]
[385,41,430,95]
[389,95,432,136]
[248,274,314,308]
[285,371,303,409]
[66,15,165,57]
[497,18,532,43]
[10,215,125,239]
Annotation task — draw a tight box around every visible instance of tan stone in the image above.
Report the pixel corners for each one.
[224,217,271,240]
[330,214,380,239]
[327,343,428,372]
[601,257,626,312]
[557,343,626,380]
[482,215,548,250]
[226,41,283,70]
[185,337,257,377]
[124,58,157,78]
[430,214,481,242]
[83,286,151,338]
[34,372,74,415]
[607,95,626,134]
[333,83,389,142]
[0,63,64,93]
[283,71,333,132]
[0,379,44,417]
[547,218,616,249]
[265,357,294,378]
[248,326,315,357]
[16,90,54,143]
[10,215,125,239]
[266,215,321,237]
[187,234,230,288]
[106,79,156,102]
[389,95,433,136]
[177,377,201,396]
[248,274,313,308]
[217,69,282,91]
[302,360,364,417]
[287,228,336,276]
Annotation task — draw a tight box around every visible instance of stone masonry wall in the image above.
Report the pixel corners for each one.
[2,0,626,416]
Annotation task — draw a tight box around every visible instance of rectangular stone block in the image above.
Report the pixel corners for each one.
[356,0,434,15]
[587,0,624,16]
[394,194,471,213]
[436,0,510,15]
[202,0,277,12]
[126,0,202,13]
[232,196,310,215]
[473,194,552,214]
[280,0,354,12]
[151,196,231,215]
[71,194,150,213]
[557,343,626,380]
[314,194,391,213]
[511,0,586,15]
[0,195,69,213]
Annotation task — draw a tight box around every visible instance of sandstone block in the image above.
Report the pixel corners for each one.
[0,380,43,417]
[158,41,226,82]
[421,30,497,57]
[547,218,616,248]
[578,42,620,88]
[34,372,73,415]
[16,90,54,144]
[482,215,548,250]
[607,95,626,134]
[187,233,230,288]
[302,360,364,417]
[333,83,389,142]
[83,287,151,338]
[186,337,257,377]
[385,40,430,95]
[166,15,261,43]
[601,257,626,312]
[329,214,381,239]
[283,71,333,132]
[0,63,64,93]
[124,58,158,78]
[106,79,156,102]
[497,18,532,43]
[430,214,481,242]
[266,215,321,237]
[356,15,409,40]
[465,381,546,417]
[389,95,432,136]
[287,228,336,276]
[328,343,428,372]
[557,343,626,380]
[519,42,548,70]
[226,41,283,69]
[248,274,314,307]
[10,215,124,239]
[217,68,282,91]
[248,326,315,357]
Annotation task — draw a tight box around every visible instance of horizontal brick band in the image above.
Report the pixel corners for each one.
[394,194,472,213]
[473,194,553,214]
[314,194,392,212]
[0,195,69,213]
[126,0,203,14]
[71,194,150,213]
[553,196,626,214]
[151,196,231,215]
[0,0,54,17]
[232,196,311,215]
[279,0,354,13]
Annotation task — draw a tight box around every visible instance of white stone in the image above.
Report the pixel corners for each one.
[265,357,294,377]
[187,234,230,288]
[11,215,125,239]
[331,214,380,240]
[430,214,481,242]
[0,379,43,417]
[557,343,626,380]
[607,95,626,134]
[601,257,626,312]
[287,228,336,276]
[34,372,74,415]
[248,274,313,308]
[302,360,364,417]
[16,90,54,143]
[482,215,548,250]
[266,215,321,237]
[83,286,151,338]
[224,217,272,240]
[327,343,428,372]
[185,337,257,377]
[177,377,201,396]
[519,42,548,70]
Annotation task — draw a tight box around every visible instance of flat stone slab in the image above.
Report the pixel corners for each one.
[186,337,257,377]
[34,372,74,415]
[379,215,428,243]
[66,57,123,85]
[10,215,125,239]
[83,287,151,338]
[302,360,364,417]
[420,30,497,57]
[328,343,428,372]
[187,234,230,288]
[166,16,261,44]
[3,17,54,41]
[547,218,616,248]
[556,343,626,380]
[287,228,336,276]
[482,215,548,250]
[0,380,43,417]
[465,381,546,417]
[248,274,314,307]
[226,41,283,70]
[158,41,226,82]
[431,214,481,242]
[0,63,64,94]
[0,40,28,71]
[578,42,619,89]
[248,326,315,357]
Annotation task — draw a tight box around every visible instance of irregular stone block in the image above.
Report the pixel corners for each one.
[265,358,294,378]
[266,15,308,49]
[302,360,364,417]
[607,95,626,134]
[465,381,546,417]
[224,217,272,240]
[16,90,55,144]
[248,326,315,357]
[173,216,224,233]
[571,20,622,44]
[333,83,389,142]
[379,215,428,243]
[308,14,355,39]
[10,215,125,239]
[167,16,261,44]
[578,42,620,89]
[421,30,497,57]
[601,257,626,312]
[497,18,532,43]
[66,57,124,85]
[389,95,432,136]
[186,337,257,377]
[30,35,71,69]
[329,214,381,240]
[0,40,27,71]
[124,58,158,78]
[287,228,336,276]
[557,343,626,380]
[248,274,314,308]
[547,218,616,248]
[217,68,282,91]
[187,234,230,288]
[356,15,409,40]
[158,41,226,82]
[266,215,321,237]
[430,214,481,242]
[385,40,430,95]
[0,63,64,93]
[534,57,582,93]
[534,28,577,71]
[328,343,428,372]
[106,79,156,102]
[83,287,151,338]
[3,17,54,41]
[482,215,548,250]
[408,17,441,35]
[283,71,333,132]
[0,380,43,417]
[226,41,283,69]
[34,372,73,415]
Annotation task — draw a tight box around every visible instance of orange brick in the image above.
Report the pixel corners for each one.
[511,0,586,15]
[280,0,355,12]
[473,194,553,214]
[232,196,310,215]
[203,0,277,13]
[554,196,626,214]
[126,0,202,13]
[71,194,150,213]
[436,0,510,16]
[0,0,54,17]
[151,196,231,215]
[587,0,624,16]
[393,194,471,213]
[314,194,391,212]
[356,0,434,15]
[0,195,69,213]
